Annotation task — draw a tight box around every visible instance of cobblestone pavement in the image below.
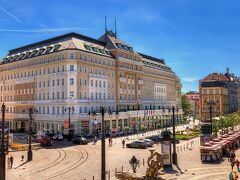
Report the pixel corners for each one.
[6,126,234,180]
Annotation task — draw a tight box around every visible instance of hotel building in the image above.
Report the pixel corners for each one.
[0,31,183,135]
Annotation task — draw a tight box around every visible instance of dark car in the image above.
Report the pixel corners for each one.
[72,135,88,144]
[126,140,148,149]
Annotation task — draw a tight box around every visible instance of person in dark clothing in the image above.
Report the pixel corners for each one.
[9,156,14,169]
[122,139,125,148]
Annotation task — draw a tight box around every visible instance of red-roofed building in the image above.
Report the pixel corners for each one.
[199,69,240,122]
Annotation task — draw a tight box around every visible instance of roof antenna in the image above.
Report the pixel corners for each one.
[226,67,229,74]
[104,16,107,47]
[105,16,107,34]
[115,18,117,40]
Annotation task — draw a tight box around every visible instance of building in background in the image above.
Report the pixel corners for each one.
[0,31,182,135]
[186,91,200,119]
[175,76,182,108]
[199,69,240,122]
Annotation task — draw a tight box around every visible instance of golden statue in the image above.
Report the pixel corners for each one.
[146,149,165,177]
[115,149,165,180]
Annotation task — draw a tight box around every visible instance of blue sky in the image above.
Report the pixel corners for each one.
[0,0,240,92]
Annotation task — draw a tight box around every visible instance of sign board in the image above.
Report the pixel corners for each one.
[162,141,171,165]
[201,124,212,135]
[64,120,69,129]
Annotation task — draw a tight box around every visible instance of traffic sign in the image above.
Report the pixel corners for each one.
[201,124,212,135]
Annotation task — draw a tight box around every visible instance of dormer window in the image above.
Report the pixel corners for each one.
[91,47,98,52]
[84,45,91,51]
[116,43,123,49]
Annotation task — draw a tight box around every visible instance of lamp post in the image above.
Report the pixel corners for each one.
[129,156,139,173]
[23,107,38,161]
[172,106,177,165]
[65,107,74,141]
[0,103,6,180]
[100,106,106,180]
[207,100,215,134]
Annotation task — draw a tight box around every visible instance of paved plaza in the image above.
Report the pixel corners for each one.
[6,126,234,180]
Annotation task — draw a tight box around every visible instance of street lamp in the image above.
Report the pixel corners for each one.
[23,107,38,161]
[172,106,177,165]
[207,100,215,134]
[129,156,139,173]
[0,103,6,180]
[100,106,106,180]
[65,107,74,141]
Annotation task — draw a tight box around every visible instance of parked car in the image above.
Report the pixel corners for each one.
[126,140,148,149]
[33,135,52,146]
[143,139,155,147]
[52,133,64,141]
[72,135,88,145]
[147,136,159,143]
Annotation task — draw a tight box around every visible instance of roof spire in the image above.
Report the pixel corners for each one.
[105,16,108,33]
[226,67,229,74]
[115,18,117,40]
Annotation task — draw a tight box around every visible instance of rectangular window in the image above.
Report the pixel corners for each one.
[91,80,93,87]
[52,107,55,114]
[70,65,74,71]
[79,66,82,72]
[52,80,55,86]
[84,80,87,86]
[84,92,87,99]
[95,80,98,87]
[99,81,101,87]
[91,92,93,99]
[80,92,82,99]
[47,107,49,114]
[62,92,64,99]
[103,81,106,88]
[70,78,74,85]
[79,107,82,113]
[84,67,87,73]
[70,53,74,60]
[57,79,60,86]
[84,107,87,113]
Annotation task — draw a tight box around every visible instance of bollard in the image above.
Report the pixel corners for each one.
[93,176,94,180]
[143,158,145,166]
[122,166,123,172]
[109,170,110,180]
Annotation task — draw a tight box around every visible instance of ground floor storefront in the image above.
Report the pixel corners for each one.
[8,111,183,136]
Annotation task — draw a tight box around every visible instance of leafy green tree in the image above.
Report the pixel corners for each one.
[181,94,192,122]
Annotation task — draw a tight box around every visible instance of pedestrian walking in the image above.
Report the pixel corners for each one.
[9,156,14,169]
[21,155,24,161]
[122,139,125,148]
[236,160,240,172]
[110,137,113,146]
[94,136,97,145]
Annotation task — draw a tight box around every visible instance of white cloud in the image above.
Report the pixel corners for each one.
[182,77,199,83]
[0,6,22,23]
[0,27,92,33]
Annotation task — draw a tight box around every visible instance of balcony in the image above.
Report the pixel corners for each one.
[119,77,126,83]
[16,76,35,84]
[90,73,108,79]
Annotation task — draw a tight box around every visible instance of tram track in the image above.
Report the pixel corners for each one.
[28,148,67,176]
[46,147,89,180]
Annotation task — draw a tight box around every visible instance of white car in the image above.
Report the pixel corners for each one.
[52,133,64,141]
[143,139,155,147]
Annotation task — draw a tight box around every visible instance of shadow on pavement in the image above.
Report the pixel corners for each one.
[14,160,29,169]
